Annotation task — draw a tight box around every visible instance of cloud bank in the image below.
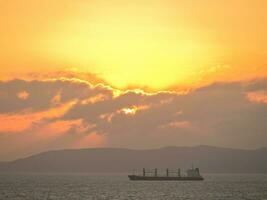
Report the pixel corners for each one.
[0,78,267,160]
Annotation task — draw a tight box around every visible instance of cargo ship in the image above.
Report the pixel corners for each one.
[128,167,204,181]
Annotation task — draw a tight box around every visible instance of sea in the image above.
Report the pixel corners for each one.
[0,173,266,200]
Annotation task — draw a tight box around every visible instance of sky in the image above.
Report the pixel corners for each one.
[0,0,267,160]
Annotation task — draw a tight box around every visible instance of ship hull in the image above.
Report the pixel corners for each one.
[128,175,204,181]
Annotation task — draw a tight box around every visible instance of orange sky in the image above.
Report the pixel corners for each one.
[1,1,267,160]
[1,0,267,90]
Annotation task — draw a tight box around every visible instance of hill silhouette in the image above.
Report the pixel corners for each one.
[0,146,266,173]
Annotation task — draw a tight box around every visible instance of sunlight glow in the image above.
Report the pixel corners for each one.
[1,1,267,90]
[120,105,149,115]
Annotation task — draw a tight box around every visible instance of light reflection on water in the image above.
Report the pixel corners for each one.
[0,174,266,200]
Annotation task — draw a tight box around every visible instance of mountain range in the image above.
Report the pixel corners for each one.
[0,146,266,173]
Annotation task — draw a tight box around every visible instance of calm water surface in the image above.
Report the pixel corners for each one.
[0,173,266,200]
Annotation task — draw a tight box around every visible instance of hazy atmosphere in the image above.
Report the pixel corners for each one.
[1,1,267,200]
[0,0,267,161]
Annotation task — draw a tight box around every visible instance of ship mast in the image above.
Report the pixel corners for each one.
[143,168,146,177]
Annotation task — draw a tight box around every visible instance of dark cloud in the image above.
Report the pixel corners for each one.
[0,78,267,160]
[0,79,113,113]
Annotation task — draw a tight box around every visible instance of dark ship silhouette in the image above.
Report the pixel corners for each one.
[128,167,204,181]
